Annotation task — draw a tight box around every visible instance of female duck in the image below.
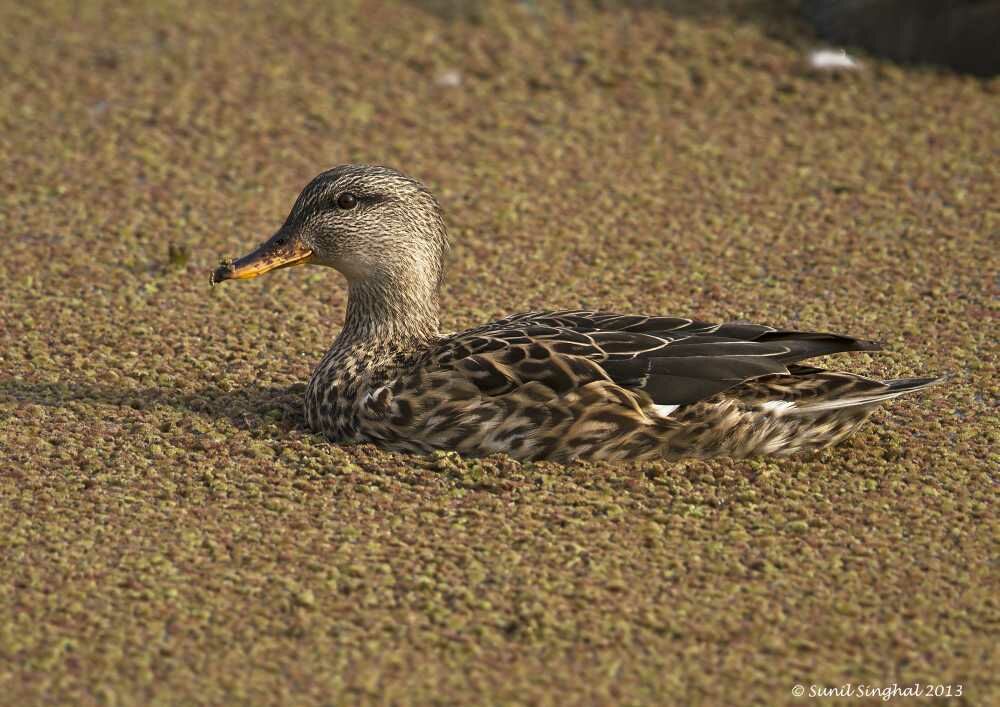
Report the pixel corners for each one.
[211,165,939,462]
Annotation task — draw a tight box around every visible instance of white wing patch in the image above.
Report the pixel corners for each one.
[760,400,797,414]
[808,48,861,71]
[652,404,679,418]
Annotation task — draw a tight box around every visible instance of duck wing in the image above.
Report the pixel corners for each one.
[432,310,881,406]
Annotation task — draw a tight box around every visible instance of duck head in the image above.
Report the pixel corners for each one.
[212,164,450,342]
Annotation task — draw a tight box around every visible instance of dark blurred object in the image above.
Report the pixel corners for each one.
[803,0,1000,76]
[167,243,191,271]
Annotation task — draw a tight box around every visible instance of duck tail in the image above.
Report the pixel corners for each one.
[783,375,945,415]
[884,376,946,394]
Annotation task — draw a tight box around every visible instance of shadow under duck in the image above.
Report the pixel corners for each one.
[211,165,941,463]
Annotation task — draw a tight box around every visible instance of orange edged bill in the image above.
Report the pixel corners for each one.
[210,231,312,286]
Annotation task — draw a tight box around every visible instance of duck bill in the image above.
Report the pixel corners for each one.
[210,232,313,285]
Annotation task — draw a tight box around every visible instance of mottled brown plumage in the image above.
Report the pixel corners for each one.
[212,164,941,462]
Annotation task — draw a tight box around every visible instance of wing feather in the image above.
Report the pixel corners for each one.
[432,310,881,407]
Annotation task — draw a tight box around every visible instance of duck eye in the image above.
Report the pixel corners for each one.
[336,192,358,210]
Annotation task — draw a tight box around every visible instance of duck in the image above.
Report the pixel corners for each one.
[210,164,941,462]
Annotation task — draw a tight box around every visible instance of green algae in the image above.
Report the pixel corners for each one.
[1,1,998,705]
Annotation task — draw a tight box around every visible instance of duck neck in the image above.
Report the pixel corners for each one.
[336,273,441,354]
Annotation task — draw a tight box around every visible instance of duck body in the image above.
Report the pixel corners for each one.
[303,309,938,463]
[212,164,940,462]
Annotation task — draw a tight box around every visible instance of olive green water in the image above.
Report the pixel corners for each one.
[1,1,997,705]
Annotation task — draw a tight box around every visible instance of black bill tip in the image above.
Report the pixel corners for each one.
[209,260,234,287]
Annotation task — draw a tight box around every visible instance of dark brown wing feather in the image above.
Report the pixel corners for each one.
[434,310,881,406]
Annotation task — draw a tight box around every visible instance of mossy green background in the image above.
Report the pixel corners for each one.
[1,1,997,705]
